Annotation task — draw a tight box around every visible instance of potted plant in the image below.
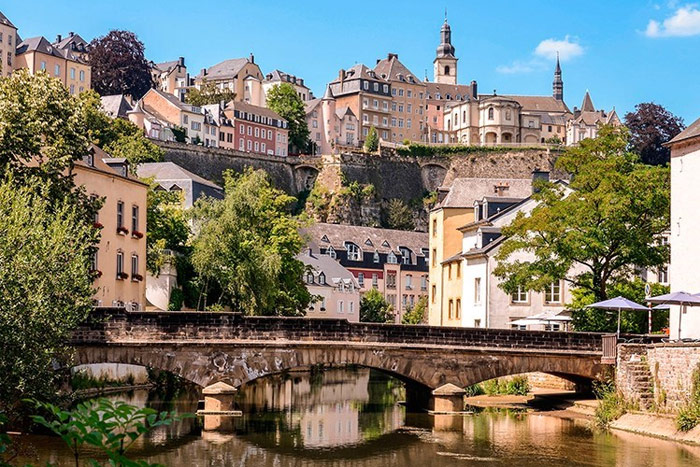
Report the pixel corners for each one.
[93,221,104,229]
[117,272,129,280]
[117,226,129,235]
[132,273,144,282]
[90,269,103,279]
[131,230,144,239]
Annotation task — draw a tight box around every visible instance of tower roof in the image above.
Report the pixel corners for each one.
[581,91,595,112]
[436,18,456,59]
[322,84,334,100]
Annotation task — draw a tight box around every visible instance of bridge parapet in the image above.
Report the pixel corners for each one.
[72,308,603,353]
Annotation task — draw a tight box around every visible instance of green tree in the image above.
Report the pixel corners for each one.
[78,90,163,171]
[191,168,311,314]
[364,126,379,152]
[385,198,415,231]
[0,177,97,417]
[494,126,670,303]
[360,289,394,323]
[402,296,428,324]
[145,182,190,275]
[185,79,236,106]
[89,30,153,99]
[266,83,310,154]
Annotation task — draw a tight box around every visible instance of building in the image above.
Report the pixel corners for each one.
[15,35,91,94]
[263,69,312,101]
[667,116,700,339]
[299,250,360,322]
[203,103,236,150]
[434,18,458,85]
[328,64,392,146]
[150,57,188,101]
[132,88,206,143]
[0,11,17,76]
[194,55,265,107]
[303,223,429,321]
[428,177,537,326]
[566,91,620,145]
[373,53,426,143]
[223,100,289,156]
[100,94,134,119]
[137,162,223,208]
[305,85,359,154]
[72,146,148,310]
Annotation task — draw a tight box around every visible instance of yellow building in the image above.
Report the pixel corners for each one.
[72,147,148,310]
[428,177,535,326]
[15,35,91,95]
[0,11,17,76]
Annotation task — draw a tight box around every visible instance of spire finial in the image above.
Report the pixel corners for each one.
[444,8,448,22]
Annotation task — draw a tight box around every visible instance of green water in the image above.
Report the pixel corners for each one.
[12,368,700,466]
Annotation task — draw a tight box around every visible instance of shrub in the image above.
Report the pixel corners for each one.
[676,364,700,432]
[593,380,629,429]
[168,288,184,311]
[479,376,530,396]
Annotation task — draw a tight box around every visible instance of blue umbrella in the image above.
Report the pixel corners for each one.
[586,296,648,337]
[648,292,700,339]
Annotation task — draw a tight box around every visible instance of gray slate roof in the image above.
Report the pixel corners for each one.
[197,58,250,80]
[303,223,428,257]
[298,250,358,287]
[137,162,222,190]
[0,11,16,29]
[16,36,88,64]
[669,116,700,145]
[100,95,133,119]
[439,178,534,209]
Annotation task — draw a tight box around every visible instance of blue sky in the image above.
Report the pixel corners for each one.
[5,1,700,123]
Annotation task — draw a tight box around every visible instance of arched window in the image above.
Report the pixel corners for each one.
[318,273,326,285]
[505,110,511,120]
[444,65,450,76]
[488,107,494,120]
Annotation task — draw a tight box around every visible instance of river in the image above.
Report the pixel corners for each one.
[12,368,700,466]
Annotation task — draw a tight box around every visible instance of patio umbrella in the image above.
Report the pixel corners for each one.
[647,291,700,340]
[586,296,648,337]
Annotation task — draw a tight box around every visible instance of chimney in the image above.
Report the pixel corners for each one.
[69,31,74,37]
[376,59,381,65]
[178,56,185,67]
[531,170,550,193]
[249,53,254,63]
[470,80,478,99]
[338,69,346,82]
[56,34,62,43]
[201,68,207,77]
[299,78,304,86]
[388,52,398,60]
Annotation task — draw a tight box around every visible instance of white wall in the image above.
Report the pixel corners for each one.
[670,146,700,339]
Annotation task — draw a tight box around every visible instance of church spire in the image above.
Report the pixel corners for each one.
[434,15,458,84]
[552,52,564,102]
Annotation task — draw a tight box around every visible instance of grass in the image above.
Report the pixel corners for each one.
[70,369,135,391]
[676,364,700,432]
[465,376,530,397]
[593,380,631,429]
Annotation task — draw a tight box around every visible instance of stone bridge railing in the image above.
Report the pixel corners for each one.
[72,308,604,353]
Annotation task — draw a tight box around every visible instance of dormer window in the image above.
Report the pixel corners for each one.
[387,252,397,264]
[373,251,380,263]
[318,273,326,285]
[399,247,413,265]
[345,242,361,261]
[306,273,314,284]
[326,246,336,259]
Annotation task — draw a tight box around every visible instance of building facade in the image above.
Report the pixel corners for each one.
[667,117,700,339]
[303,223,429,321]
[150,57,188,101]
[72,147,148,310]
[566,91,620,145]
[194,55,265,107]
[306,85,359,154]
[15,35,91,94]
[132,88,206,143]
[0,11,17,76]
[299,250,361,322]
[223,100,289,156]
[263,70,312,102]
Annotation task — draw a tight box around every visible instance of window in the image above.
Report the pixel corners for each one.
[398,104,404,112]
[373,82,378,92]
[117,201,124,229]
[261,143,266,152]
[239,138,245,150]
[350,301,354,314]
[421,275,427,291]
[54,64,61,76]
[70,68,76,80]
[191,121,201,131]
[545,281,561,303]
[247,126,252,135]
[363,81,369,90]
[398,89,404,97]
[399,247,412,265]
[431,285,436,303]
[131,254,139,277]
[358,273,364,287]
[511,286,528,303]
[338,301,344,313]
[254,141,259,152]
[116,251,125,279]
[488,107,494,120]
[432,249,437,267]
[474,278,481,304]
[70,84,75,95]
[268,129,273,139]
[383,84,389,93]
[456,299,461,319]
[318,273,326,285]
[456,262,461,278]
[79,70,85,82]
[40,61,46,71]
[387,252,397,264]
[448,264,452,280]
[474,319,481,328]
[345,242,361,261]
[658,267,668,284]
[326,246,336,259]
[444,65,450,76]
[405,274,412,290]
[372,273,378,287]
[131,205,139,233]
[432,219,437,237]
[448,299,453,319]
[373,251,380,263]
[545,324,561,332]
[387,272,396,289]
[255,127,260,137]
[306,273,314,284]
[247,140,252,150]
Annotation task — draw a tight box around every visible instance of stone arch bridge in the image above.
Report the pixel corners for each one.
[71,309,609,407]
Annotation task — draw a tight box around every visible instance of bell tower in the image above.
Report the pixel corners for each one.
[553,52,564,101]
[433,14,458,85]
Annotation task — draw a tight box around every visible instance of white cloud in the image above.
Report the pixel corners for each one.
[534,36,585,61]
[645,5,700,37]
[496,36,583,74]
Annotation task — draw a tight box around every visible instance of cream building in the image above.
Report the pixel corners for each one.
[566,91,620,145]
[15,35,91,94]
[428,177,536,326]
[131,88,205,143]
[667,116,700,339]
[299,250,360,322]
[72,147,148,310]
[306,85,359,154]
[263,69,312,102]
[150,57,188,101]
[0,11,17,76]
[194,55,265,107]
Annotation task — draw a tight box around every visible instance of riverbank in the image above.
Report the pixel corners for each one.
[466,389,700,447]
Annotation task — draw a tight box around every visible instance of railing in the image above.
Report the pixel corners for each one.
[601,334,617,364]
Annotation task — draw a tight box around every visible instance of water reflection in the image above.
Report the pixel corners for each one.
[13,367,700,467]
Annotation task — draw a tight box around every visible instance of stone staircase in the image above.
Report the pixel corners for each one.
[627,360,654,410]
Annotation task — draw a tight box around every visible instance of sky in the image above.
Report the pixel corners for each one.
[4,1,700,123]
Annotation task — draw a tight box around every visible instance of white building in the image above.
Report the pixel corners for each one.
[298,250,361,322]
[668,117,700,339]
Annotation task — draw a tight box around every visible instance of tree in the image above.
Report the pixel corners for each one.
[0,177,97,417]
[145,182,189,275]
[494,126,670,303]
[385,198,415,231]
[186,79,236,106]
[78,90,163,171]
[625,102,685,166]
[364,126,379,152]
[266,83,310,154]
[360,289,394,323]
[89,30,153,99]
[191,168,311,315]
[402,296,428,325]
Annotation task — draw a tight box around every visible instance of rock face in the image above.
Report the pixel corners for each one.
[157,142,564,232]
